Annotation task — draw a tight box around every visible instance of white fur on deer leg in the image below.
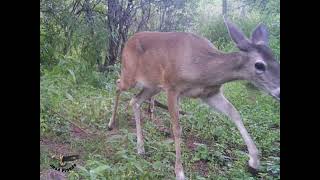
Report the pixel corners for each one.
[108,120,113,129]
[108,114,116,130]
[137,129,145,155]
[129,98,135,107]
[248,145,260,169]
[130,97,145,155]
[176,171,185,180]
[249,155,260,169]
[137,143,145,155]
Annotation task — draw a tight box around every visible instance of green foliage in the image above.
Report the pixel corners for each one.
[40,0,108,70]
[196,11,279,60]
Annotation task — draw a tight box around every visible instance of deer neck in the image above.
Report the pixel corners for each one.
[204,51,249,85]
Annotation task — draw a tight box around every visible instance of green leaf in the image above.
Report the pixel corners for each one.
[65,92,74,101]
[77,165,89,174]
[152,161,162,170]
[67,69,76,83]
[89,164,109,178]
[133,162,143,173]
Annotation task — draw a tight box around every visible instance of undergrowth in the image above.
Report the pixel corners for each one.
[40,15,280,180]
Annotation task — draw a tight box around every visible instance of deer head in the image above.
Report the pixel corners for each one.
[224,18,280,101]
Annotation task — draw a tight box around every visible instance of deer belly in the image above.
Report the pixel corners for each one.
[181,88,207,98]
[180,86,220,98]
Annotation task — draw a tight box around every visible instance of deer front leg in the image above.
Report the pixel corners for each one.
[130,88,160,155]
[108,89,121,130]
[108,79,124,130]
[202,92,260,170]
[167,90,185,180]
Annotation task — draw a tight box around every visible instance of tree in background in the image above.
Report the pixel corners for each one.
[40,0,279,72]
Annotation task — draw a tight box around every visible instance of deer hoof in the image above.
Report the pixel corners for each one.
[248,157,260,176]
[107,125,113,131]
[176,171,185,180]
[137,148,145,156]
[247,164,259,176]
[249,156,260,169]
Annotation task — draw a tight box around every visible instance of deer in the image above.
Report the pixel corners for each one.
[107,17,280,180]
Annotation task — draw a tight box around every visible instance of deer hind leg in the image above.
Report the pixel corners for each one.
[167,90,185,180]
[108,78,133,130]
[130,87,160,155]
[148,97,155,121]
[202,91,260,170]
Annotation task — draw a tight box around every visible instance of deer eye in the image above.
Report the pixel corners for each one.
[255,62,266,72]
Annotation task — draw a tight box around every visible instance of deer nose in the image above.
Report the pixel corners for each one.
[276,89,280,99]
[271,88,280,100]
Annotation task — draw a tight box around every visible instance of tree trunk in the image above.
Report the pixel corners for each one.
[104,0,120,70]
[102,0,135,71]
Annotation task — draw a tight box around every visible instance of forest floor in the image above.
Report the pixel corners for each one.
[40,68,280,179]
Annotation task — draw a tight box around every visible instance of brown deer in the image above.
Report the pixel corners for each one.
[108,18,280,180]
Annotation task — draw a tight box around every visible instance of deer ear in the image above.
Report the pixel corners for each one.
[251,24,269,46]
[223,17,250,51]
